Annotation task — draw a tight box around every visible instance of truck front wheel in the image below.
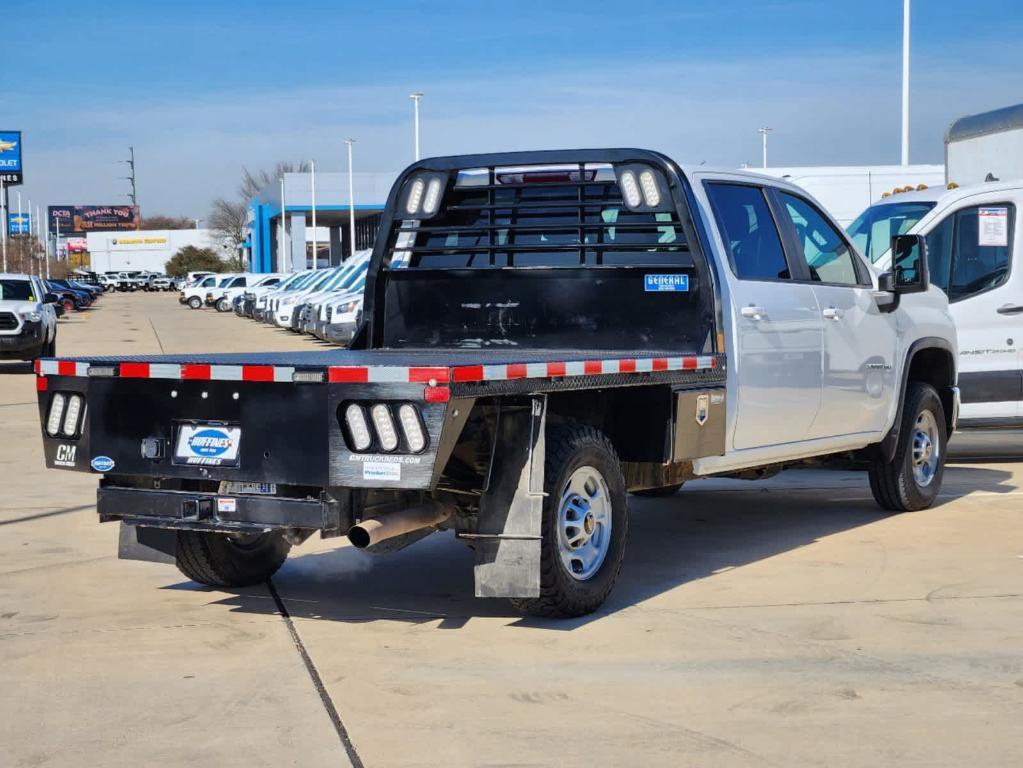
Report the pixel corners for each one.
[175,531,291,587]
[868,381,947,512]
[187,296,203,309]
[511,424,629,618]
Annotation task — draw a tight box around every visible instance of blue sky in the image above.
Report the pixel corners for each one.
[4,0,1022,217]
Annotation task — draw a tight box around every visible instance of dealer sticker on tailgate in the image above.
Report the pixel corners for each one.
[174,424,241,467]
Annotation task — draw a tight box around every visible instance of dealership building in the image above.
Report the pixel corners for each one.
[245,170,396,273]
[87,229,234,273]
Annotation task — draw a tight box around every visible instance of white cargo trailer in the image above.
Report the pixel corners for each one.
[946,103,1023,187]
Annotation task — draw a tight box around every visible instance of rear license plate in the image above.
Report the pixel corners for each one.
[219,481,276,495]
[173,423,241,467]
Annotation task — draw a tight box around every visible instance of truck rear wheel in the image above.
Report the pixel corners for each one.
[868,381,946,512]
[511,424,628,618]
[175,531,290,587]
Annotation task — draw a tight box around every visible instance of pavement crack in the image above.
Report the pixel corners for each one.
[268,578,364,768]
[149,316,166,353]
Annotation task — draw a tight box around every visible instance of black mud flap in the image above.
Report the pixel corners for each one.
[473,397,545,598]
[118,522,176,564]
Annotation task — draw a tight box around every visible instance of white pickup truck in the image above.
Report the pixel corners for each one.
[35,150,959,617]
[850,180,1020,428]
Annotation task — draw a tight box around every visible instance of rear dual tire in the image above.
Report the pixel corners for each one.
[175,531,290,587]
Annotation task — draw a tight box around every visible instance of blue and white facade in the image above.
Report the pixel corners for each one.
[246,171,396,273]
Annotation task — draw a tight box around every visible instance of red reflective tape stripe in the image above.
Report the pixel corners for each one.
[506,363,528,379]
[33,360,41,374]
[652,358,669,371]
[120,362,150,378]
[547,361,566,377]
[181,364,211,380]
[242,365,275,382]
[36,376,48,391]
[57,361,77,376]
[682,356,697,369]
[618,359,636,374]
[710,357,718,368]
[584,360,602,375]
[328,367,369,383]
[408,367,449,383]
[452,365,483,383]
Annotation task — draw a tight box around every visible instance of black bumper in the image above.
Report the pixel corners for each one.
[98,484,353,536]
[0,321,44,355]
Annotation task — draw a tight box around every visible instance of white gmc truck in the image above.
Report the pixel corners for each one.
[35,150,958,617]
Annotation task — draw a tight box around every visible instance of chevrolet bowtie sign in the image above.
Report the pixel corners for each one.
[0,130,23,185]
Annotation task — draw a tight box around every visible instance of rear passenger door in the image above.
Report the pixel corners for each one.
[773,191,898,439]
[925,200,1020,422]
[704,182,823,450]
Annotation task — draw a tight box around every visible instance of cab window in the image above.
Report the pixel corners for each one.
[779,193,862,286]
[705,183,790,280]
[949,205,1015,302]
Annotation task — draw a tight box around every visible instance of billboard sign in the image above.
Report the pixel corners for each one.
[47,205,140,234]
[8,212,31,236]
[0,130,23,185]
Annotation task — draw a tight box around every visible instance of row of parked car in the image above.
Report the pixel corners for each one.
[177,252,370,346]
[0,272,108,361]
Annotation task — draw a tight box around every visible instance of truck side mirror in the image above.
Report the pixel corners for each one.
[44,292,59,304]
[890,234,929,294]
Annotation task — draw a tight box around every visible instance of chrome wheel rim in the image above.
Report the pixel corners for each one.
[911,409,940,487]
[557,466,612,581]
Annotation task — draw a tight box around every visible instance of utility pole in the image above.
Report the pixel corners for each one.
[758,127,773,168]
[410,92,423,161]
[120,145,138,207]
[345,139,356,258]
[310,160,317,267]
[280,176,289,272]
[1,176,6,272]
[901,0,911,165]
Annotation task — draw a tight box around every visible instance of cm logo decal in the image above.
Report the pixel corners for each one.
[187,428,233,457]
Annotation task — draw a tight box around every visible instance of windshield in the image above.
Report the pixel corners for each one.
[0,279,35,301]
[217,276,235,287]
[847,201,936,262]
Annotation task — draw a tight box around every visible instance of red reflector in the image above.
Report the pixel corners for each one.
[408,367,449,384]
[546,361,566,377]
[242,365,274,382]
[120,362,150,378]
[36,376,48,391]
[452,365,483,383]
[181,363,211,380]
[424,385,450,403]
[619,359,636,373]
[57,361,77,376]
[328,367,369,383]
[583,360,602,375]
[506,363,528,379]
[652,358,669,371]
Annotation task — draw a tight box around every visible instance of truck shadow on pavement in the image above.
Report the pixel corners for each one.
[0,361,34,374]
[188,465,1016,630]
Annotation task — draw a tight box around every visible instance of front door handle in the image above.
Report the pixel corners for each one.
[822,306,844,320]
[996,304,1023,315]
[740,305,767,320]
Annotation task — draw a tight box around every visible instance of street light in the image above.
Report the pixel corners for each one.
[758,127,773,168]
[409,92,423,161]
[194,218,202,230]
[345,139,356,257]
[310,160,317,267]
[901,0,911,165]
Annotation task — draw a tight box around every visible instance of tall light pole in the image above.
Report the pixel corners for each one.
[194,218,202,230]
[310,160,317,267]
[410,92,423,161]
[758,127,773,168]
[280,176,289,272]
[901,0,911,166]
[1,176,6,272]
[345,139,356,257]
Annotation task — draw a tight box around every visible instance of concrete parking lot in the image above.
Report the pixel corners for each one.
[2,292,1022,767]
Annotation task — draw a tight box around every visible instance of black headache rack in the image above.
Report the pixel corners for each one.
[358,148,720,355]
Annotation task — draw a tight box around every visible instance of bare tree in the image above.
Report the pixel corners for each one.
[238,161,311,200]
[207,198,248,250]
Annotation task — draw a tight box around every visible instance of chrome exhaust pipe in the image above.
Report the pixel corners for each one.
[347,501,453,550]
